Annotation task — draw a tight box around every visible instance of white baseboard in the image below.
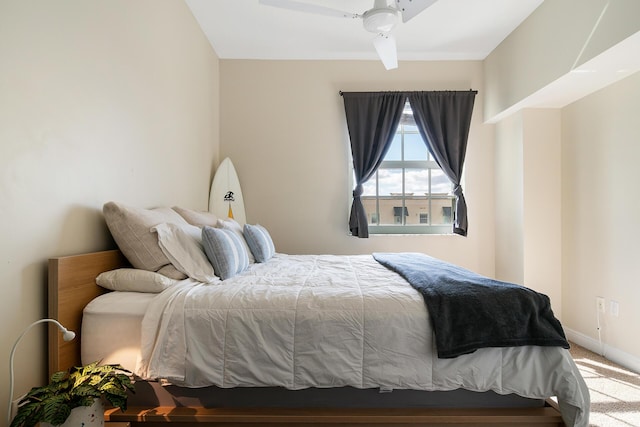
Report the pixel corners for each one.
[565,328,640,374]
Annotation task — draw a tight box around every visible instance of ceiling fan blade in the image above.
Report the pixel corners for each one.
[259,0,359,19]
[395,0,438,23]
[373,33,398,70]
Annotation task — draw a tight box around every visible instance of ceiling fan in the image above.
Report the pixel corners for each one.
[258,0,438,70]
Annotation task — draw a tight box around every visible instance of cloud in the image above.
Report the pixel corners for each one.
[362,168,452,196]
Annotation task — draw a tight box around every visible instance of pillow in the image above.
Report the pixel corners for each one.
[217,218,255,263]
[103,201,188,279]
[201,226,249,280]
[243,224,276,263]
[172,206,218,228]
[152,222,217,283]
[157,264,189,280]
[96,268,178,293]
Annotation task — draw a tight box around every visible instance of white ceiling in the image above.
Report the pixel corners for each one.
[185,0,544,62]
[185,0,640,118]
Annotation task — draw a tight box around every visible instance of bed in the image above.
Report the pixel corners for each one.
[47,204,589,426]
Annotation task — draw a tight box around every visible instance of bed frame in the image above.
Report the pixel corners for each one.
[48,249,565,426]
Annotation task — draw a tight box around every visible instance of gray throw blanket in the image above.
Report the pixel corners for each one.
[373,252,569,358]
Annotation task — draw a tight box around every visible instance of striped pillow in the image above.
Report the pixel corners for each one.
[201,226,249,280]
[217,218,255,263]
[243,224,276,263]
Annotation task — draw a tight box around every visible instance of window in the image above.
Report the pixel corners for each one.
[393,206,408,224]
[442,206,452,224]
[358,101,455,234]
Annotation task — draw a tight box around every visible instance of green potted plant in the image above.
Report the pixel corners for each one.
[10,361,134,427]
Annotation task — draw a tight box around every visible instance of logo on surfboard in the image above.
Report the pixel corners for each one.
[224,191,235,219]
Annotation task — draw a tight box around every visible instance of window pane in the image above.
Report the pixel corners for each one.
[377,168,402,196]
[432,199,453,224]
[405,198,430,225]
[361,176,377,196]
[385,134,402,160]
[377,168,402,225]
[405,168,429,195]
[442,206,452,224]
[404,133,428,160]
[404,124,419,133]
[361,196,377,222]
[379,195,404,225]
[431,168,453,194]
[405,169,429,225]
[370,212,379,224]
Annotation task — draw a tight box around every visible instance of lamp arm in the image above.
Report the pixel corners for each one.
[7,318,75,426]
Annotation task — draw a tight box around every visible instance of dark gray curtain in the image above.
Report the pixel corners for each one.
[408,91,476,236]
[342,92,406,238]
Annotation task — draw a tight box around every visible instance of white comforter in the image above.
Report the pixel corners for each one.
[137,254,589,426]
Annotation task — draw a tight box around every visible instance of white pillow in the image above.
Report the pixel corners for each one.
[172,206,219,228]
[152,222,218,283]
[217,218,255,263]
[96,268,178,293]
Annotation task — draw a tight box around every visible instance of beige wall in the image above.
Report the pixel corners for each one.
[494,113,524,284]
[484,0,640,122]
[562,72,640,358]
[219,60,496,276]
[522,109,562,317]
[0,0,219,421]
[493,110,562,316]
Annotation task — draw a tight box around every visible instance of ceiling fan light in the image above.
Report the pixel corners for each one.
[363,8,398,33]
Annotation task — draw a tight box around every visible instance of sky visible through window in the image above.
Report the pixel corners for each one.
[362,128,453,196]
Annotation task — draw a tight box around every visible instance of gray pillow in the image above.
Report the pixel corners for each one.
[103,201,188,278]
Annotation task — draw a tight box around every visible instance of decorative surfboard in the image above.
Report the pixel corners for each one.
[208,157,247,225]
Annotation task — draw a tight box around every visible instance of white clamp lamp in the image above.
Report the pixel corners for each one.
[7,319,76,425]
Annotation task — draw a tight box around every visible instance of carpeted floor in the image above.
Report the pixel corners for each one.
[569,342,640,426]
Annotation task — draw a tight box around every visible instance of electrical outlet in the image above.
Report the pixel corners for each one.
[610,300,619,317]
[596,297,606,314]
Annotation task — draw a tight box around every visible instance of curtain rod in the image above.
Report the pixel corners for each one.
[339,90,478,96]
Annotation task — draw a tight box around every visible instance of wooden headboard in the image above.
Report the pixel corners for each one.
[48,249,128,376]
